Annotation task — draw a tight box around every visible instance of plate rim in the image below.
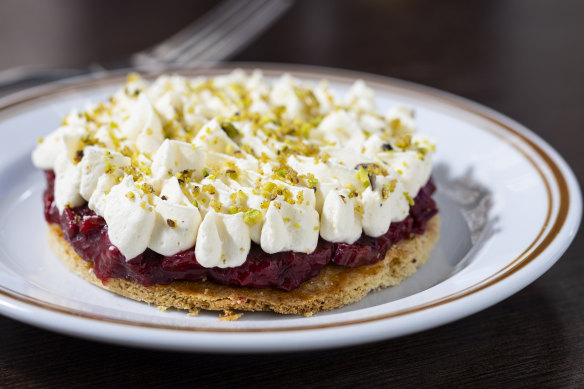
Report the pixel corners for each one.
[0,63,580,340]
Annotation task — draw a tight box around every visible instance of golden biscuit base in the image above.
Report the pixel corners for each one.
[47,215,439,317]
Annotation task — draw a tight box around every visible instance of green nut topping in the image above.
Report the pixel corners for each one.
[220,121,239,138]
[356,166,370,188]
[243,209,262,225]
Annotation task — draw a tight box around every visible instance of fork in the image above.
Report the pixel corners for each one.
[0,0,291,92]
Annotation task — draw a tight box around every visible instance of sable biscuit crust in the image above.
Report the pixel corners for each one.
[47,215,439,317]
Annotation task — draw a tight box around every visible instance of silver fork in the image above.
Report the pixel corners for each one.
[0,0,291,91]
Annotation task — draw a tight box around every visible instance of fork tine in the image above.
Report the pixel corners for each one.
[180,0,291,66]
[149,0,253,62]
[133,0,260,65]
[171,0,277,64]
[133,0,291,67]
[0,0,291,90]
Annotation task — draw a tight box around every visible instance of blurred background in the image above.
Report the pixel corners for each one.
[0,0,582,157]
[0,0,582,387]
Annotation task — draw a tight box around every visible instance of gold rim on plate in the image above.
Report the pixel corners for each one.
[0,64,571,332]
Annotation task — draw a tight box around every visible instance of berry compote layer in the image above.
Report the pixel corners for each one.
[43,171,437,291]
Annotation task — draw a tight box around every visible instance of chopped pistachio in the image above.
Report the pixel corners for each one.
[202,184,216,195]
[356,166,370,188]
[243,209,262,225]
[220,121,239,138]
[210,200,222,212]
[404,192,414,206]
[307,177,318,188]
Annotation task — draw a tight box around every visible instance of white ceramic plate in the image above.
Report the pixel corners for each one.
[0,64,580,353]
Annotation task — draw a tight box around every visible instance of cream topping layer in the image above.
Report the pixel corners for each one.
[32,70,435,267]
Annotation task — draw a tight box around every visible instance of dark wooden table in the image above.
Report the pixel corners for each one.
[1,1,582,387]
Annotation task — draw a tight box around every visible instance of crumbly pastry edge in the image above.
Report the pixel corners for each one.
[47,215,440,317]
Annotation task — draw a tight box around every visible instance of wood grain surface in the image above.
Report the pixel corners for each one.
[0,0,582,387]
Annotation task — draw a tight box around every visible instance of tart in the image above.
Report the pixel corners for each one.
[33,70,439,316]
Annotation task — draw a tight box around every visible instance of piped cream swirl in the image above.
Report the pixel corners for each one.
[32,70,435,266]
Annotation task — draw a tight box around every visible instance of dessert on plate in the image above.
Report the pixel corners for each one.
[32,70,439,317]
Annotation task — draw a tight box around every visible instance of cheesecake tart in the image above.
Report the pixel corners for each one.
[33,70,439,316]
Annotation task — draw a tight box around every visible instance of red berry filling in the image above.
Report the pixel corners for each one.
[44,171,437,291]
